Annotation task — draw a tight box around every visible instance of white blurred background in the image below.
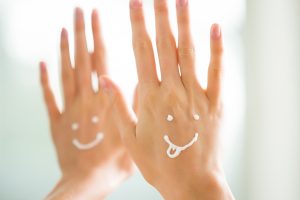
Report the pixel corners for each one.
[0,0,299,199]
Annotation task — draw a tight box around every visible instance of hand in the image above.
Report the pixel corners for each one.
[121,0,235,199]
[40,8,133,200]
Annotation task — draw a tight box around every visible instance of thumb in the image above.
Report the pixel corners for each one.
[99,76,137,149]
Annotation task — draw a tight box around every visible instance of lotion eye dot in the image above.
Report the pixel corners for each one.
[166,114,174,122]
[71,123,79,131]
[91,116,99,124]
[193,114,200,121]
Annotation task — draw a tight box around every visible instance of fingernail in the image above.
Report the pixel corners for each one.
[211,24,221,40]
[61,28,67,39]
[177,0,188,7]
[130,0,142,9]
[75,7,83,19]
[40,62,46,73]
[92,9,98,18]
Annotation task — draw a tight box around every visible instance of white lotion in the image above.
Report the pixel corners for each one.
[193,114,200,121]
[91,116,99,124]
[164,133,198,159]
[72,132,104,150]
[166,114,174,122]
[71,123,79,131]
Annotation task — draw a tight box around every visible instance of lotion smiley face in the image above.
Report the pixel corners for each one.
[163,114,200,159]
[71,116,104,150]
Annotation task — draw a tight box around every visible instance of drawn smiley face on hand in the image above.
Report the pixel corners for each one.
[71,116,104,150]
[163,114,200,159]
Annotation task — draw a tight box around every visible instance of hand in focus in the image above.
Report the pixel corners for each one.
[41,8,134,200]
[120,0,235,199]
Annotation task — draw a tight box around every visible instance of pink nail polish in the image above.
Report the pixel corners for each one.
[61,28,67,39]
[177,0,188,7]
[92,9,98,18]
[211,24,221,40]
[40,62,46,73]
[130,0,142,9]
[75,7,83,20]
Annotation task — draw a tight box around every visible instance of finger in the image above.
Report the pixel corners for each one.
[91,9,108,76]
[99,76,137,151]
[133,85,139,114]
[130,0,158,86]
[60,28,75,108]
[40,62,60,121]
[176,0,197,88]
[74,7,92,95]
[154,0,180,83]
[207,24,224,107]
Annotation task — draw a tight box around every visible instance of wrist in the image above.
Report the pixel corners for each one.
[46,172,109,200]
[158,171,234,200]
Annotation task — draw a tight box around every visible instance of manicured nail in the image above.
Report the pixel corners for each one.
[92,9,98,18]
[177,0,188,7]
[130,0,142,9]
[211,24,221,40]
[40,62,46,73]
[75,7,83,19]
[61,28,67,39]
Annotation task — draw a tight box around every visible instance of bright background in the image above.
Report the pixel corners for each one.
[0,0,299,199]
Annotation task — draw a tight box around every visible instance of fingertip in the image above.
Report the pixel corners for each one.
[39,61,47,78]
[39,61,48,84]
[211,23,222,40]
[210,24,224,58]
[39,61,46,72]
[74,7,84,29]
[176,0,188,7]
[92,9,98,24]
[60,28,69,48]
[92,8,98,15]
[61,28,68,40]
[130,0,143,9]
[75,7,83,18]
[91,10,100,32]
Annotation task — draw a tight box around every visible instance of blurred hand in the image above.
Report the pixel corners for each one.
[119,0,235,199]
[41,8,133,200]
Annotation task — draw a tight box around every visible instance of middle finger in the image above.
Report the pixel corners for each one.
[154,0,181,84]
[74,8,93,96]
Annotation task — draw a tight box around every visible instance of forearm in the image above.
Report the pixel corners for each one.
[45,174,109,200]
[158,172,235,200]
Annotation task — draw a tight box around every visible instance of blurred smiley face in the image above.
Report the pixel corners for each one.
[163,114,200,159]
[71,116,104,150]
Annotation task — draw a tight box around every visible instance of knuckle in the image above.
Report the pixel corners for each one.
[60,39,68,50]
[213,46,224,56]
[130,11,144,23]
[178,46,195,58]
[62,72,71,82]
[154,2,168,14]
[141,90,157,107]
[210,64,223,80]
[133,38,152,52]
[156,36,175,50]
[209,102,223,118]
[162,88,187,109]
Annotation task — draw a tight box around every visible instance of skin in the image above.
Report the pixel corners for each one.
[40,8,135,200]
[115,0,235,199]
[42,1,235,199]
